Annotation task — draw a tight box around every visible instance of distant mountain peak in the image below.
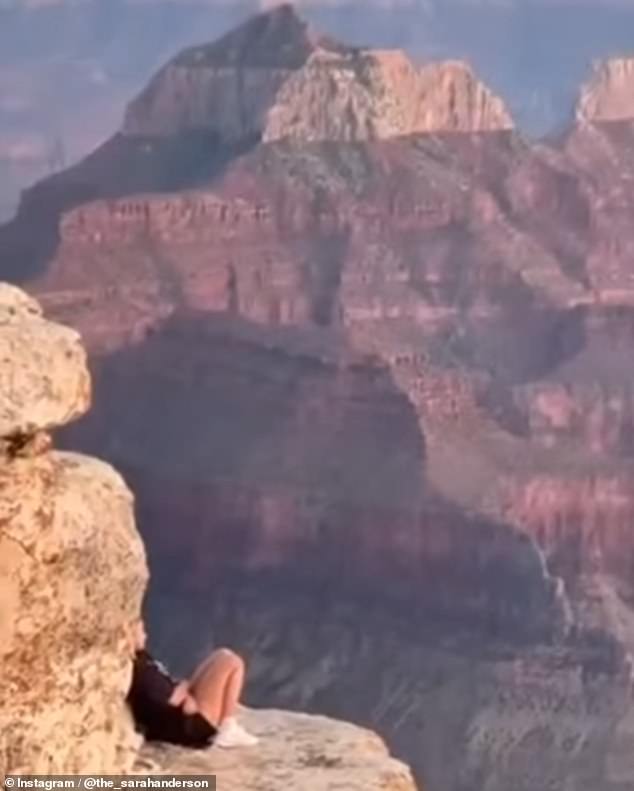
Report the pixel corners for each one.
[173,3,352,71]
[123,6,513,141]
[576,57,634,123]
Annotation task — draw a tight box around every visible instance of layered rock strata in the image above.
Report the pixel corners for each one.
[7,6,634,791]
[123,5,513,142]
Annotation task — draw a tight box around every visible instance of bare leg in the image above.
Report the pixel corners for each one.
[186,648,245,727]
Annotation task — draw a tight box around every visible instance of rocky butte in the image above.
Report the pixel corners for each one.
[122,4,512,141]
[0,282,417,791]
[5,4,634,791]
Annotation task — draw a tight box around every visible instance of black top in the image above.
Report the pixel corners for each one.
[127,650,217,747]
[127,649,178,727]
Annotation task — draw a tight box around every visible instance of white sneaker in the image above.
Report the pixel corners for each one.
[215,717,259,749]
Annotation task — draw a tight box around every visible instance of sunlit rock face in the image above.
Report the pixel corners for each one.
[0,285,148,776]
[123,5,512,142]
[5,0,634,221]
[577,58,634,124]
[6,6,634,790]
[0,282,89,437]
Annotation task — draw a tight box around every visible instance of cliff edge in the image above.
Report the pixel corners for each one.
[0,282,417,791]
[137,709,417,791]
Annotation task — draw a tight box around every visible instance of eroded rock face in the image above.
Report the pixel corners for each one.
[261,52,513,142]
[577,58,634,123]
[0,285,148,776]
[123,5,512,142]
[0,282,90,438]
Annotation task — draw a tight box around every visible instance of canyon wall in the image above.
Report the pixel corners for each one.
[5,0,634,219]
[7,7,634,790]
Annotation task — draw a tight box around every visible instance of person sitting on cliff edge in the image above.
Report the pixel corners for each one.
[126,620,259,750]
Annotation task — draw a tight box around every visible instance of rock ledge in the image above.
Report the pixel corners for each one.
[137,708,417,791]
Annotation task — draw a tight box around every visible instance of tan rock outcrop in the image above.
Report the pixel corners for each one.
[0,284,148,775]
[138,709,417,791]
[415,60,513,133]
[123,5,513,141]
[262,52,513,142]
[576,58,634,122]
[0,281,90,438]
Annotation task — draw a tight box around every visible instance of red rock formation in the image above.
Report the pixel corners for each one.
[123,5,512,142]
[24,82,634,642]
[6,8,634,790]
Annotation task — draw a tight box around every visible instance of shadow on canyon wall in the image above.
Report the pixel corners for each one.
[0,130,258,283]
[59,310,563,649]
